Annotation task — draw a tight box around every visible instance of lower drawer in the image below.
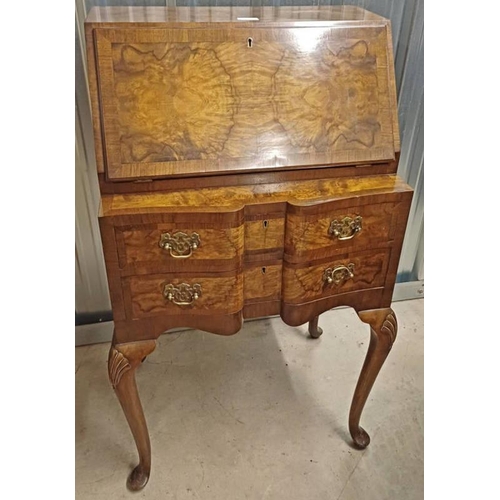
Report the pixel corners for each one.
[123,271,243,320]
[282,249,390,304]
[244,262,282,303]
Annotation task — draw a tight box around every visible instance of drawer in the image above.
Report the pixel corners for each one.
[284,192,412,263]
[244,217,285,255]
[115,217,244,275]
[282,249,390,304]
[123,271,243,320]
[244,262,282,303]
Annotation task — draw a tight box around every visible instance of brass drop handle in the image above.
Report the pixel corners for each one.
[163,283,202,306]
[323,263,355,286]
[328,216,362,241]
[159,231,200,259]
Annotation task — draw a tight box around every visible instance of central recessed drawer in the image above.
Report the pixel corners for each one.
[244,262,282,303]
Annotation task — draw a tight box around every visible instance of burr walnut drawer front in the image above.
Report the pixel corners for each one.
[244,216,285,256]
[114,218,244,275]
[284,194,411,263]
[282,249,390,304]
[244,262,282,303]
[123,271,243,320]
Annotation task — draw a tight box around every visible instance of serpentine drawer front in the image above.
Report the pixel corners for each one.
[282,249,390,304]
[284,196,407,262]
[124,271,243,320]
[116,223,244,274]
[86,6,414,492]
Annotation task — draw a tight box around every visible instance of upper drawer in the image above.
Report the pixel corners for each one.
[113,211,244,275]
[284,190,412,263]
[93,25,396,180]
[245,215,285,257]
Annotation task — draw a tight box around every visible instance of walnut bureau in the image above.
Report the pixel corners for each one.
[85,6,413,491]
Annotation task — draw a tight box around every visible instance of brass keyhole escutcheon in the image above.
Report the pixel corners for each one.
[263,220,269,229]
[247,37,253,48]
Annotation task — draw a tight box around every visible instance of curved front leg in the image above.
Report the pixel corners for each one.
[308,315,323,339]
[108,340,156,491]
[349,308,397,448]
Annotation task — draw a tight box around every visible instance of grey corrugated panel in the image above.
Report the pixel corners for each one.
[75,2,112,315]
[75,0,424,318]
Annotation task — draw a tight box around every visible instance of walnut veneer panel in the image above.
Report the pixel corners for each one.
[282,249,389,304]
[244,263,282,303]
[101,175,412,216]
[125,271,243,320]
[115,224,243,275]
[94,25,395,180]
[284,196,411,263]
[244,218,285,254]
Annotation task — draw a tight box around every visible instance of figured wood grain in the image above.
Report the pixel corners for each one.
[101,175,412,216]
[244,218,285,253]
[116,224,243,275]
[125,272,243,320]
[244,264,282,302]
[98,161,399,194]
[94,25,395,180]
[284,200,404,262]
[282,249,389,304]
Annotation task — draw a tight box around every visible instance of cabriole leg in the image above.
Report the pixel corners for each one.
[308,315,323,339]
[349,308,397,448]
[108,340,156,491]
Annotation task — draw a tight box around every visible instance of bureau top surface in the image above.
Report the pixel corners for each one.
[85,6,387,26]
[100,174,412,217]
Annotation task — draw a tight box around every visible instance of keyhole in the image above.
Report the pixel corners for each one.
[263,220,269,229]
[261,267,267,274]
[247,37,253,48]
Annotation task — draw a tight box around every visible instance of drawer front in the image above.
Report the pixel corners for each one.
[245,217,285,254]
[124,272,243,320]
[285,195,410,262]
[282,249,390,304]
[244,263,282,303]
[116,223,244,275]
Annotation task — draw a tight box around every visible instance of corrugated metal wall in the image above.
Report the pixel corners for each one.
[75,0,424,322]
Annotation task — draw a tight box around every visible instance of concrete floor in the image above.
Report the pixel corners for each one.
[76,299,423,500]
